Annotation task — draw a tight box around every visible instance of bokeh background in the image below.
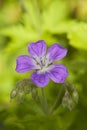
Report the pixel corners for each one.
[0,0,87,130]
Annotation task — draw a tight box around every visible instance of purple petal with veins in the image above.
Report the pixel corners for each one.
[28,40,46,58]
[48,64,68,83]
[16,55,36,73]
[47,44,68,63]
[31,72,49,87]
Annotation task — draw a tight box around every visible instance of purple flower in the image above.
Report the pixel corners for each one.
[16,40,68,87]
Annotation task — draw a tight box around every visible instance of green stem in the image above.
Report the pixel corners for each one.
[33,0,42,34]
[41,88,49,115]
[20,0,38,31]
[50,86,64,114]
[33,0,41,22]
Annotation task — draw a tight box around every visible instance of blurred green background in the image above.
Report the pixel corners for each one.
[0,0,87,130]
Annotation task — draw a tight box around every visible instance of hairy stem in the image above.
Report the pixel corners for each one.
[41,88,49,115]
[50,86,64,114]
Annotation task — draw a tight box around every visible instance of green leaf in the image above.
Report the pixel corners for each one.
[47,20,77,34]
[0,25,39,53]
[69,60,87,71]
[42,0,69,31]
[68,22,87,50]
[21,0,41,31]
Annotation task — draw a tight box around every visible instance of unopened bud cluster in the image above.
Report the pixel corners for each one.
[10,79,39,103]
[62,82,79,111]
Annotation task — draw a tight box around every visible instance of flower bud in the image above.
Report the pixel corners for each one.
[17,91,25,104]
[10,89,18,99]
[72,91,79,103]
[67,98,75,111]
[24,85,31,94]
[31,87,39,101]
[62,91,75,111]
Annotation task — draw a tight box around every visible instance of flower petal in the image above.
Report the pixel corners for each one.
[48,64,68,83]
[31,72,49,87]
[28,40,46,58]
[16,55,36,73]
[47,44,68,62]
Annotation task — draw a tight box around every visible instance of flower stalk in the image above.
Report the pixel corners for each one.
[41,88,49,115]
[50,86,64,114]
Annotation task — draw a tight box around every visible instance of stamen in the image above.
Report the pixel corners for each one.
[33,54,50,72]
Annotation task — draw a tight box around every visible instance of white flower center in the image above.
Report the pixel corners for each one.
[33,55,52,73]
